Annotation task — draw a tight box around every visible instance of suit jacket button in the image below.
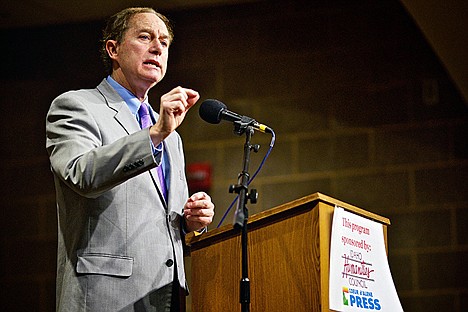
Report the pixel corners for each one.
[165,259,174,267]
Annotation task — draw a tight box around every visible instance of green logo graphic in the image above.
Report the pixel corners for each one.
[343,287,349,306]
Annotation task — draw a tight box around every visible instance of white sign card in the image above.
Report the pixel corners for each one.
[329,206,403,311]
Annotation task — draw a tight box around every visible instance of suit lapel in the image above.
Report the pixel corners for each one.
[162,133,186,216]
[96,79,140,135]
[146,105,170,208]
[96,79,186,215]
[147,104,185,215]
[96,79,168,205]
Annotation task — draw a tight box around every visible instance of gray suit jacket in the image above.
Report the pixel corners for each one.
[46,79,189,311]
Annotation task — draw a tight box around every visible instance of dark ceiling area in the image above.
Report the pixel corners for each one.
[1,0,466,102]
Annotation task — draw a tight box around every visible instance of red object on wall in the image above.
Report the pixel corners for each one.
[187,162,212,193]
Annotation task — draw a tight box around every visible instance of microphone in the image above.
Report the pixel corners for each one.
[199,99,272,134]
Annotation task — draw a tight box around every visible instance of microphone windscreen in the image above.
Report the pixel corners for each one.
[199,99,226,124]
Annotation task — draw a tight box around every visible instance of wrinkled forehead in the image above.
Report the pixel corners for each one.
[126,12,170,38]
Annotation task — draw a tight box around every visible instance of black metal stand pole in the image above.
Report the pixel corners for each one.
[230,125,259,312]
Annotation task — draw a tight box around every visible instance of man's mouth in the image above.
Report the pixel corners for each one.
[143,60,160,68]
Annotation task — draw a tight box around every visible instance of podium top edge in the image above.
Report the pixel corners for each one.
[313,192,391,224]
[186,192,390,247]
[252,192,390,225]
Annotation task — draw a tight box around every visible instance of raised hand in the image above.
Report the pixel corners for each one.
[150,86,200,145]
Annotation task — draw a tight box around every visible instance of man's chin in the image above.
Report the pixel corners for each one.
[142,73,165,86]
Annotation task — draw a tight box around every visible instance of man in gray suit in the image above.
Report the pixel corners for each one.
[46,7,215,312]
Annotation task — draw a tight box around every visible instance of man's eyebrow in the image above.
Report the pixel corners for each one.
[159,34,170,40]
[137,27,154,34]
[137,27,170,40]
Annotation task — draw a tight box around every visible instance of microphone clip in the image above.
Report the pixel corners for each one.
[232,116,257,136]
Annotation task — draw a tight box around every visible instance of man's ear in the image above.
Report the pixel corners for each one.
[106,40,119,60]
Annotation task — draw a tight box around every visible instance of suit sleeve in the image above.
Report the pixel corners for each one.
[46,91,160,198]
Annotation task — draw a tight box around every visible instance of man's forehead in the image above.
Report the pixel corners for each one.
[128,13,168,34]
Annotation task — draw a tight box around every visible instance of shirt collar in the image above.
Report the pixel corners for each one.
[106,75,147,116]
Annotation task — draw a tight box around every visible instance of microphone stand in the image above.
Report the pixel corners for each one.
[230,119,260,312]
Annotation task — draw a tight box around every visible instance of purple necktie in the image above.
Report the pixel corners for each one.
[138,103,167,200]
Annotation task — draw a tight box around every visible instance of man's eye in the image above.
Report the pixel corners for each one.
[140,35,151,40]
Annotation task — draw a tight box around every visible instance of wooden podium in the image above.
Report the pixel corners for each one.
[185,193,390,312]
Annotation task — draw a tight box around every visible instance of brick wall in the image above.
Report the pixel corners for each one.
[1,0,466,311]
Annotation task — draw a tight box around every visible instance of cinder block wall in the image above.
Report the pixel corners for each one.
[158,1,468,311]
[0,0,466,311]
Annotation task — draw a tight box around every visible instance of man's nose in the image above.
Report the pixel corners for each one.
[149,40,162,54]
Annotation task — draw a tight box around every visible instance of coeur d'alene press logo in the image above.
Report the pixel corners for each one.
[342,287,381,310]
